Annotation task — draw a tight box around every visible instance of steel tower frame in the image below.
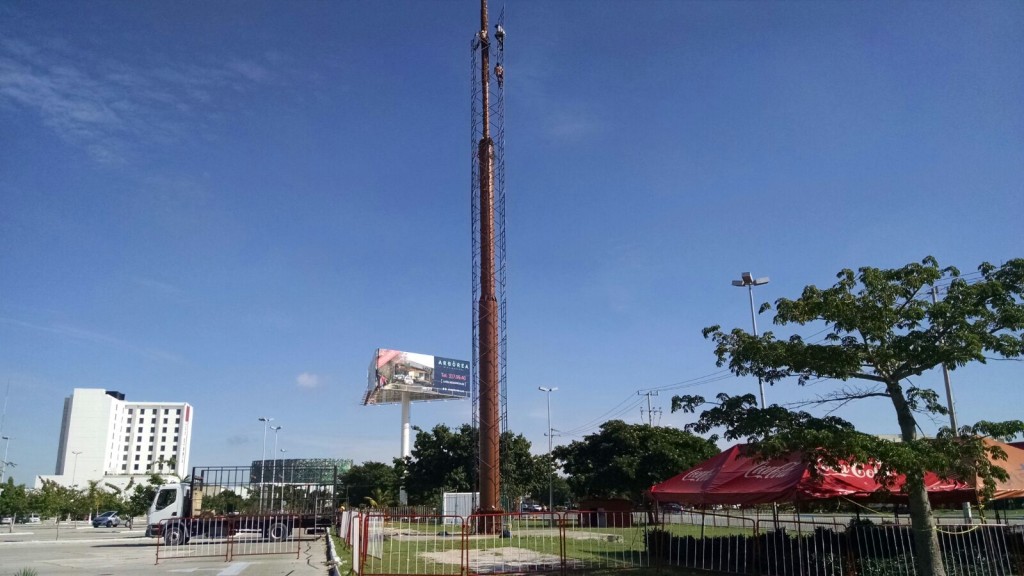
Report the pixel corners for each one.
[470,3,508,515]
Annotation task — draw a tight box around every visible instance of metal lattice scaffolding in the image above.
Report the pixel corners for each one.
[470,1,508,517]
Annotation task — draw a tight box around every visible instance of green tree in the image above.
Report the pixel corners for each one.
[203,489,246,514]
[403,424,476,505]
[552,420,718,504]
[675,257,1024,576]
[124,474,168,521]
[31,479,80,523]
[343,461,400,507]
[500,432,551,509]
[363,487,396,508]
[0,479,29,522]
[401,424,543,509]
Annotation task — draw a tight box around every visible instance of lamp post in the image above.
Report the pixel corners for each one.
[732,272,770,408]
[258,417,273,509]
[279,449,287,511]
[71,450,83,487]
[0,436,11,482]
[538,387,558,513]
[270,425,282,513]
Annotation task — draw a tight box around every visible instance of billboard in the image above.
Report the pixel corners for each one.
[363,348,471,405]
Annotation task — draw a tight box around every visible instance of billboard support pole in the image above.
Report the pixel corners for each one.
[401,391,412,459]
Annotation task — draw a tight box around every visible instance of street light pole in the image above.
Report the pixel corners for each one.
[732,272,770,408]
[258,417,273,510]
[279,448,287,511]
[270,425,282,512]
[71,450,82,487]
[538,387,558,513]
[0,436,11,483]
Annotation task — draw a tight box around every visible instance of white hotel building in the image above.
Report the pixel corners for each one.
[36,388,193,489]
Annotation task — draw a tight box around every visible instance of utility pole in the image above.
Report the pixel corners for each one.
[538,387,558,514]
[932,285,971,523]
[639,391,660,426]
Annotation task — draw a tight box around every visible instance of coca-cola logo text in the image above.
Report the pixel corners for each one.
[744,461,804,479]
[680,468,716,482]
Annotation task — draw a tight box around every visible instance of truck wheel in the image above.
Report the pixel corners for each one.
[266,522,291,542]
[164,524,187,546]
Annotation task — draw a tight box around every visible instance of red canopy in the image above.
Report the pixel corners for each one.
[649,444,977,506]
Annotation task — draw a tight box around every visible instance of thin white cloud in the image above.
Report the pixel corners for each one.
[130,276,185,297]
[0,317,182,363]
[545,109,601,143]
[296,372,320,389]
[0,34,277,164]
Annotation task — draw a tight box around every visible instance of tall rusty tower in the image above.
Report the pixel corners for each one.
[471,0,507,517]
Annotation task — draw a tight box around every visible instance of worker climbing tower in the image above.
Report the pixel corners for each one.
[470,0,507,521]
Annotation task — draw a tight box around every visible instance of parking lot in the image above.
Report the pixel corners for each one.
[0,521,335,575]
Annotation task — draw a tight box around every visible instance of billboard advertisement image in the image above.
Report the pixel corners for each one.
[363,348,471,405]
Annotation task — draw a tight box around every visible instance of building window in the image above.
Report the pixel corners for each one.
[125,435,130,442]
[152,417,157,423]
[176,409,181,414]
[163,418,168,424]
[134,464,139,471]
[137,436,142,443]
[148,455,153,460]
[122,465,127,471]
[162,427,167,433]
[174,427,179,433]
[135,455,140,461]
[150,436,155,442]
[174,436,179,442]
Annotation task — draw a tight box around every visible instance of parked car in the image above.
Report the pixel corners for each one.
[0,516,13,525]
[27,514,40,523]
[92,511,120,528]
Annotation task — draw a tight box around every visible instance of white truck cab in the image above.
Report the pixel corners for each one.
[146,482,189,537]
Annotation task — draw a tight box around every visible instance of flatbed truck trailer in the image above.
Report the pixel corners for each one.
[147,464,340,546]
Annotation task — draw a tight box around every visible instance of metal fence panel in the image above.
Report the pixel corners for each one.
[155,514,308,563]
[360,514,466,576]
[352,508,1024,576]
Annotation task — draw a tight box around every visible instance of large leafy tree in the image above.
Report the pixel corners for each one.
[0,479,29,523]
[31,479,81,523]
[401,424,545,509]
[552,420,718,504]
[674,257,1024,576]
[343,461,400,507]
[402,424,477,505]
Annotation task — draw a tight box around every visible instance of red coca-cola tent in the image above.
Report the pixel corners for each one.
[648,443,1008,506]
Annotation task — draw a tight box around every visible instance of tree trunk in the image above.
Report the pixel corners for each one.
[906,474,945,576]
[890,382,946,576]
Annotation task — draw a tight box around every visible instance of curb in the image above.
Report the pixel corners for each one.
[326,527,344,576]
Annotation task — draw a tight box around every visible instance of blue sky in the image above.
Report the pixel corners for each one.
[1,1,1021,487]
